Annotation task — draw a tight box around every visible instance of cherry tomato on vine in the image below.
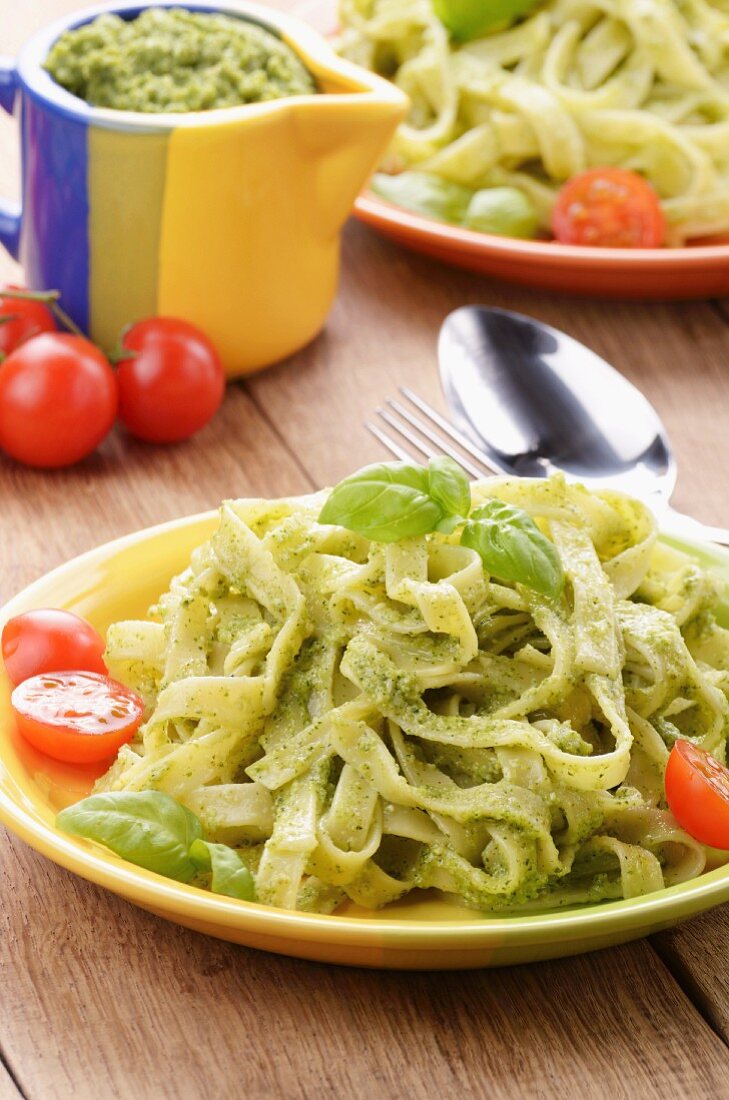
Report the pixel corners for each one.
[0,285,57,356]
[2,609,107,686]
[665,740,729,849]
[551,168,666,248]
[0,333,118,468]
[117,317,225,444]
[11,671,144,763]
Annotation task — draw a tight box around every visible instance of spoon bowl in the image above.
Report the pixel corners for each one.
[438,306,728,544]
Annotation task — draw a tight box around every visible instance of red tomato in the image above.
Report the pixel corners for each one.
[11,671,144,763]
[551,168,666,248]
[665,740,729,849]
[117,317,225,444]
[0,286,56,355]
[0,333,118,468]
[2,609,107,686]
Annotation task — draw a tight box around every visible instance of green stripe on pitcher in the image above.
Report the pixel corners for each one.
[88,125,169,353]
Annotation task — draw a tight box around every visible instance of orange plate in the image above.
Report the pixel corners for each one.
[291,1,729,300]
[354,193,729,300]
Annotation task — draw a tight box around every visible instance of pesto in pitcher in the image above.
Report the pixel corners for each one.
[44,7,317,113]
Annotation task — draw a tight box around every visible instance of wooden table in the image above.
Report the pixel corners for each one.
[2,3,729,1097]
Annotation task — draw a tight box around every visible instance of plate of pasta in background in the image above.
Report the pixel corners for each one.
[296,0,729,298]
[2,467,729,969]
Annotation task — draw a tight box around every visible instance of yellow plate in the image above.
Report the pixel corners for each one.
[1,513,728,969]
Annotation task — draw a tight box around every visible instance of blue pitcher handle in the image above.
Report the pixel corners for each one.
[0,56,21,259]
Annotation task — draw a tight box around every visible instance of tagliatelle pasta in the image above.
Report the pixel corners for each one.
[337,0,729,243]
[96,477,729,914]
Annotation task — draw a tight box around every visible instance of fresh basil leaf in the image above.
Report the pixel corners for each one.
[433,0,542,41]
[56,791,203,883]
[428,456,471,532]
[319,458,473,542]
[318,462,443,542]
[464,187,539,239]
[189,839,256,902]
[371,171,473,224]
[461,499,564,598]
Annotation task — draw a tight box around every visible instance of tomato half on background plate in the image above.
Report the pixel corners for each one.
[11,671,144,764]
[551,168,666,249]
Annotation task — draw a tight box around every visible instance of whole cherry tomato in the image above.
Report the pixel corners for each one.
[551,168,666,248]
[2,609,107,686]
[0,286,56,356]
[0,333,118,468]
[117,318,225,444]
[665,740,729,849]
[11,670,144,763]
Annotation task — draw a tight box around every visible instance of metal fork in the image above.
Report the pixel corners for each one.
[366,390,729,547]
[366,387,500,480]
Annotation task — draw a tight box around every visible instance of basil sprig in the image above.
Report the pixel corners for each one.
[318,456,471,541]
[319,459,563,598]
[57,790,256,902]
[461,499,564,599]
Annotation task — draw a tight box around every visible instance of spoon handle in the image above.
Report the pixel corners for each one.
[661,506,729,549]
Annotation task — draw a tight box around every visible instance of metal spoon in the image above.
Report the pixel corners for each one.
[438,305,729,546]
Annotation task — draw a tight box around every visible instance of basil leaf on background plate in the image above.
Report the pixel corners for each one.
[57,790,204,883]
[433,0,543,41]
[371,171,473,224]
[461,499,564,598]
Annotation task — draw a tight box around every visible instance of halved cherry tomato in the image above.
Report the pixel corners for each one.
[11,671,144,763]
[2,609,107,686]
[117,317,225,444]
[551,168,666,248]
[0,285,56,356]
[665,740,729,849]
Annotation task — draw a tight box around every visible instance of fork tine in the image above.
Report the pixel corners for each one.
[369,409,484,480]
[399,388,501,475]
[365,421,416,463]
[384,398,487,480]
[375,407,440,462]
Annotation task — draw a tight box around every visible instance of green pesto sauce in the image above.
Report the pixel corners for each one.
[44,8,317,113]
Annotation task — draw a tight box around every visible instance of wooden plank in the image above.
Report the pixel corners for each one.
[1,831,727,1100]
[0,1063,21,1100]
[653,907,729,1043]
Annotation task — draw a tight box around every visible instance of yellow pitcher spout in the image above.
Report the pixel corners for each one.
[287,58,408,239]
